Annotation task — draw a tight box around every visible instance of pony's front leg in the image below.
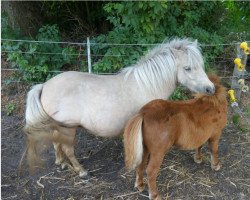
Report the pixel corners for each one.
[194,146,203,164]
[135,148,149,192]
[146,152,165,200]
[208,136,221,171]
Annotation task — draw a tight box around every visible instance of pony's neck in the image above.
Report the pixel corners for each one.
[124,54,177,99]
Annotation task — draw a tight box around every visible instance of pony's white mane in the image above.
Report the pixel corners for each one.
[123,38,204,98]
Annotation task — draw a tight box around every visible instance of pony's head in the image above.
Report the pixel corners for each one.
[170,39,215,95]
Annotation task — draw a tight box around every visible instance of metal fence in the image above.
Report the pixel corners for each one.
[2,38,248,74]
[1,38,249,78]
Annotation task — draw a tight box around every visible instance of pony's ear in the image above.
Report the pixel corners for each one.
[194,39,198,46]
[170,47,183,59]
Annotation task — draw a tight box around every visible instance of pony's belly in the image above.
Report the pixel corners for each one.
[176,133,210,150]
[47,106,126,137]
[80,117,125,137]
[176,142,205,150]
[78,103,139,138]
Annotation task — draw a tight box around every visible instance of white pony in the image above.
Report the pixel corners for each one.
[24,38,215,177]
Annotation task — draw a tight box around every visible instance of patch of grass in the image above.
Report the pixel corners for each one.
[232,114,241,126]
[247,104,250,116]
[232,114,248,132]
[5,102,16,116]
[170,86,189,101]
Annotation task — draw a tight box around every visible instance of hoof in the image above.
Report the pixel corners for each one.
[61,162,68,170]
[55,159,63,166]
[155,196,162,200]
[79,170,88,178]
[211,163,221,171]
[149,193,161,200]
[134,182,145,192]
[55,161,60,166]
[194,156,202,164]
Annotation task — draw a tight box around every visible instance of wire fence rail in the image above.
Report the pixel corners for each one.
[1,38,249,82]
[0,50,238,60]
[2,38,247,72]
[2,38,249,46]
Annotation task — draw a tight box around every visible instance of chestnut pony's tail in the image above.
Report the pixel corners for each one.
[123,114,144,171]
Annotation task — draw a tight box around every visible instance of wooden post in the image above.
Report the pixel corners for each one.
[231,43,247,100]
[87,37,92,73]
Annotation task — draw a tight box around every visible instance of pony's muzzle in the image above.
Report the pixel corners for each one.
[205,85,215,95]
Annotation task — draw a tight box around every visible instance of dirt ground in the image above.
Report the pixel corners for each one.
[1,67,250,200]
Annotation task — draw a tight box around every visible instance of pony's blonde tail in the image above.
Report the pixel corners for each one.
[23,84,71,173]
[123,114,144,171]
[23,84,52,172]
[25,84,49,127]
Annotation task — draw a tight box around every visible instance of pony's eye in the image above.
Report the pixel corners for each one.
[184,66,191,71]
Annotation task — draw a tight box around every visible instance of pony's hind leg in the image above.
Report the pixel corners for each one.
[146,152,165,200]
[53,130,65,165]
[53,142,65,165]
[135,147,149,192]
[194,146,203,164]
[208,136,221,171]
[61,143,87,177]
[60,128,88,177]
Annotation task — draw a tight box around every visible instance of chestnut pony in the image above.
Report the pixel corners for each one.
[124,75,227,200]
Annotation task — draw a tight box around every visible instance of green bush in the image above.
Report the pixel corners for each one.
[92,2,217,73]
[1,12,21,39]
[2,15,80,82]
[92,1,249,73]
[169,86,189,101]
[2,1,249,86]
[90,1,249,100]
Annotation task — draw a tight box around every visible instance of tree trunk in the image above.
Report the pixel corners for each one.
[2,1,43,37]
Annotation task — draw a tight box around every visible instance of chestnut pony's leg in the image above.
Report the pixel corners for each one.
[146,152,165,200]
[209,136,221,171]
[135,147,149,192]
[194,146,202,164]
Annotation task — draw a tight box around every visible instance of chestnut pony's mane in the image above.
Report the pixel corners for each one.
[194,75,226,107]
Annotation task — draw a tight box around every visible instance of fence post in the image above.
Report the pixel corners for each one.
[231,43,247,100]
[87,37,92,73]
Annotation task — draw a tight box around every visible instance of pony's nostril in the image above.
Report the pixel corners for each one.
[206,86,215,94]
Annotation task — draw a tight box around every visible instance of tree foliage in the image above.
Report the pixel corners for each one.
[2,20,79,82]
[41,1,108,39]
[93,1,249,73]
[2,1,249,82]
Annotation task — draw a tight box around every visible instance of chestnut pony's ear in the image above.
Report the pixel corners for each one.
[208,74,220,85]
